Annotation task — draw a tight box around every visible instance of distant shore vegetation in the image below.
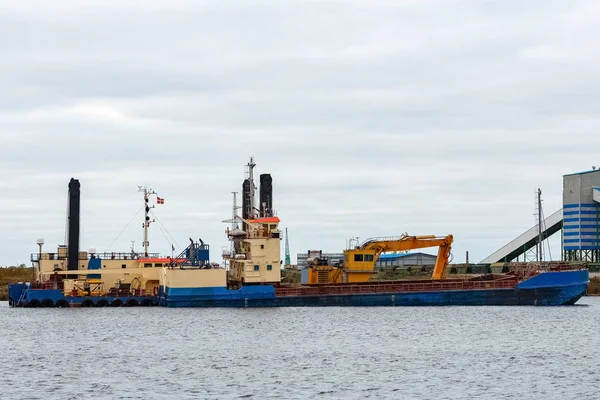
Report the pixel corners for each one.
[0,266,33,301]
[587,277,600,296]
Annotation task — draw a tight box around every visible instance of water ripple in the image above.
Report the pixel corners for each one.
[1,299,599,399]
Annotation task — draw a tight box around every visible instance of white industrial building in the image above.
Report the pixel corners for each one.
[375,252,437,268]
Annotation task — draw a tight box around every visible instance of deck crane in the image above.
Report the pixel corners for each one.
[307,234,453,284]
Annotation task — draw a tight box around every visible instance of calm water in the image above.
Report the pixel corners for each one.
[1,298,599,400]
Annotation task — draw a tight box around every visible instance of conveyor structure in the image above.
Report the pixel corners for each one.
[479,209,563,264]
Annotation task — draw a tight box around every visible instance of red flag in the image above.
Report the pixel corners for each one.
[157,197,164,204]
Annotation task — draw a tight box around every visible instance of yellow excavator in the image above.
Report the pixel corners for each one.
[306,234,453,284]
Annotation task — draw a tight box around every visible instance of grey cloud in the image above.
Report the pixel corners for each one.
[1,0,600,265]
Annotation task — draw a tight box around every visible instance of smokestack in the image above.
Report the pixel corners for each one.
[242,179,251,220]
[67,178,80,272]
[259,174,272,217]
[242,178,251,232]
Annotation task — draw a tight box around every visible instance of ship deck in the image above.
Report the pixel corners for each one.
[275,274,520,297]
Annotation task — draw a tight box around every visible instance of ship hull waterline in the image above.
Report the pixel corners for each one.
[163,285,587,308]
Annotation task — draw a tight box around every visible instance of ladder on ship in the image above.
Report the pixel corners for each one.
[17,287,28,306]
[170,238,210,268]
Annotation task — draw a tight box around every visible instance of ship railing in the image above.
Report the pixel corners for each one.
[95,252,161,260]
[547,262,586,271]
[275,277,518,297]
[222,249,247,260]
[222,250,233,258]
[358,235,450,249]
[31,253,72,261]
[31,252,162,261]
[357,236,406,248]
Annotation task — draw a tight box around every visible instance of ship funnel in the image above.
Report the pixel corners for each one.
[67,178,81,272]
[242,178,251,220]
[259,173,273,217]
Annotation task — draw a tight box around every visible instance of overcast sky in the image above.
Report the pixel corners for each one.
[1,0,599,266]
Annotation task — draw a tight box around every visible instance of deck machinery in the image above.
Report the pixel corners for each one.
[306,235,453,284]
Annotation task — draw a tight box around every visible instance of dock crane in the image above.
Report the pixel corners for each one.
[307,234,453,284]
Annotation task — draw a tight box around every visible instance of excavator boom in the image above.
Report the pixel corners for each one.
[307,233,453,284]
[348,234,454,280]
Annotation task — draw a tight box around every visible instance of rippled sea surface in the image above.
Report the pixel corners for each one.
[2,297,599,399]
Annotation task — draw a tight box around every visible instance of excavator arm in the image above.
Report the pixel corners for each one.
[351,234,454,280]
[308,233,454,285]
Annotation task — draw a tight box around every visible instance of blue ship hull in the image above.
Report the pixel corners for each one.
[8,270,589,308]
[162,270,589,307]
[7,285,159,308]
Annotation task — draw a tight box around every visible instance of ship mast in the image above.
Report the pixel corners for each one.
[232,191,240,230]
[138,185,156,257]
[221,191,242,258]
[231,191,241,255]
[245,157,258,219]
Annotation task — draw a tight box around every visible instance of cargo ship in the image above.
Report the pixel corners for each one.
[8,158,589,308]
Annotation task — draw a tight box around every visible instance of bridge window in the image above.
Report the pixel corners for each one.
[155,263,163,268]
[365,255,374,262]
[122,264,126,269]
[144,263,152,268]
[254,265,260,271]
[354,254,364,262]
[267,265,272,271]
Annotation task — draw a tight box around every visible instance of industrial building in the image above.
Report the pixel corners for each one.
[481,167,600,264]
[563,169,600,262]
[375,252,437,269]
